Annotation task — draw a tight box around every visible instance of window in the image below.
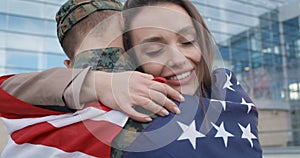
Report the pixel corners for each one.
[0,13,5,30]
[219,45,230,60]
[45,53,66,68]
[289,82,300,100]
[7,15,45,35]
[0,32,5,48]
[43,4,62,20]
[0,0,6,14]
[6,0,44,18]
[5,50,39,69]
[5,67,38,74]
[0,49,5,66]
[5,32,44,51]
[44,21,57,37]
[43,37,64,53]
[0,67,5,75]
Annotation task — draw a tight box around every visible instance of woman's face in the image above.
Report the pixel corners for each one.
[129,3,202,95]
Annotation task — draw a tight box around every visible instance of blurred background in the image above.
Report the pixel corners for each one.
[0,0,300,157]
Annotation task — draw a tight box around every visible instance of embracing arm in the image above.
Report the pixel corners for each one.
[0,67,93,109]
[1,68,183,122]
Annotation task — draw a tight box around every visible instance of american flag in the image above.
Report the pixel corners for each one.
[0,75,129,158]
[115,69,262,158]
[0,68,262,158]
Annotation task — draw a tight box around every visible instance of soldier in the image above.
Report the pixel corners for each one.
[0,0,183,157]
[0,0,183,122]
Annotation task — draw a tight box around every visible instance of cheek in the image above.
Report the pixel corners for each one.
[134,50,167,77]
[142,63,164,77]
[184,47,202,64]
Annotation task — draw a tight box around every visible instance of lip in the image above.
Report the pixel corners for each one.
[164,69,195,86]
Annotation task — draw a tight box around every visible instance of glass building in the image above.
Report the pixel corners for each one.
[0,0,66,75]
[1,0,300,156]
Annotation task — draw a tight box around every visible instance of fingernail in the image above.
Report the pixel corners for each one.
[145,117,152,122]
[179,95,185,102]
[161,109,170,116]
[173,107,181,114]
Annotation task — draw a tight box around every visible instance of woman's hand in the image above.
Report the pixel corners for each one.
[94,71,184,122]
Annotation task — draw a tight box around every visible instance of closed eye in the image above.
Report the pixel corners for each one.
[182,40,196,45]
[146,48,163,56]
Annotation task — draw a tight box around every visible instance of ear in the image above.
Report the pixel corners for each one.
[64,60,72,68]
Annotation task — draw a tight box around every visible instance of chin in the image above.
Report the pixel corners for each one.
[175,85,198,95]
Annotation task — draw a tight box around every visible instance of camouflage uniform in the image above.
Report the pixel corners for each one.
[72,48,157,157]
[71,48,155,158]
[56,0,123,43]
[111,115,158,158]
[71,48,135,72]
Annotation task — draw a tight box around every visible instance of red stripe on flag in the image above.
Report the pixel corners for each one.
[0,75,15,85]
[85,102,112,112]
[11,119,122,158]
[0,75,111,118]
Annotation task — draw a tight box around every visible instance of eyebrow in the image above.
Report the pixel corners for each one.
[140,26,195,44]
[177,25,195,35]
[141,36,164,44]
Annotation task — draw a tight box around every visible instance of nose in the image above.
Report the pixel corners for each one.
[166,50,186,68]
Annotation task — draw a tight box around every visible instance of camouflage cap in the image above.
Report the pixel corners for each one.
[56,0,123,43]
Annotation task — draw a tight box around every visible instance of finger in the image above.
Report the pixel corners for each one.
[140,73,154,80]
[121,105,153,122]
[133,71,154,80]
[163,98,181,114]
[151,82,185,102]
[148,90,181,114]
[163,84,185,102]
[134,97,169,117]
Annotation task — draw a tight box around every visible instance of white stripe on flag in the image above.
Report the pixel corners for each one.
[1,107,128,134]
[1,138,96,158]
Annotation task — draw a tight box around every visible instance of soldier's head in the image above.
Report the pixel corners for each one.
[56,0,123,63]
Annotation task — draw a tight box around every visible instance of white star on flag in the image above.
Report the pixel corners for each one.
[238,123,257,148]
[177,120,205,149]
[241,98,255,113]
[223,72,235,91]
[211,122,234,147]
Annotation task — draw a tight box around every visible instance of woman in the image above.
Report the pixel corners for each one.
[123,0,214,98]
[110,0,262,158]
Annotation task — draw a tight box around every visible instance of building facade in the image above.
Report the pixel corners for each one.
[213,1,300,146]
[0,0,66,75]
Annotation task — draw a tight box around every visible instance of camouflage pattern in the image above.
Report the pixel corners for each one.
[111,119,150,157]
[71,47,135,72]
[71,47,155,158]
[111,114,158,158]
[56,0,123,43]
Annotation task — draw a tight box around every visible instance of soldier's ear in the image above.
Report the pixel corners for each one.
[64,60,72,68]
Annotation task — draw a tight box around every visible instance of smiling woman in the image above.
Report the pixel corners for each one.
[129,5,201,95]
[110,0,262,157]
[123,0,215,97]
